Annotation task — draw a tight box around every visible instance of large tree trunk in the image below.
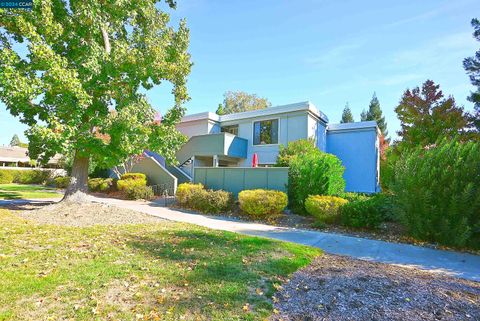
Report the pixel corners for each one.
[63,152,89,200]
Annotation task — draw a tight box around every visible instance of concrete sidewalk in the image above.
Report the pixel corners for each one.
[2,196,479,282]
[87,196,480,282]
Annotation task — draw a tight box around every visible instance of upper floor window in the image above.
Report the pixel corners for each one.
[253,119,278,145]
[221,125,239,136]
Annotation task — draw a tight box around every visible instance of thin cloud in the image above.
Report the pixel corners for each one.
[386,0,477,28]
[305,40,365,68]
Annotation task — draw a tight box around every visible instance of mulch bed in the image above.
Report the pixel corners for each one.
[16,199,164,227]
[271,254,480,321]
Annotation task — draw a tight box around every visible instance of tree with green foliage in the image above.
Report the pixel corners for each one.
[9,134,20,147]
[0,0,191,197]
[463,18,480,132]
[340,103,354,123]
[217,91,271,115]
[275,138,316,167]
[361,93,388,139]
[394,80,468,149]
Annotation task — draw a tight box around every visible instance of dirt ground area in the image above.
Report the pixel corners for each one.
[271,254,480,321]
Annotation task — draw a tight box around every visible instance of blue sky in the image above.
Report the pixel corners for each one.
[1,0,479,145]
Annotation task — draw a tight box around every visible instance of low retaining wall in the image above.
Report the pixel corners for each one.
[193,167,288,196]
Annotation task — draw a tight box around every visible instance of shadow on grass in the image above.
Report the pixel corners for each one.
[126,228,319,314]
[0,191,22,199]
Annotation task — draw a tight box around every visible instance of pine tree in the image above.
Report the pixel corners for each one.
[10,134,21,147]
[463,18,480,132]
[216,103,225,115]
[360,109,368,121]
[340,103,354,123]
[363,93,388,138]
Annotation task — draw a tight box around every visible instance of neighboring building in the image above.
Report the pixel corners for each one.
[144,101,380,194]
[0,146,62,168]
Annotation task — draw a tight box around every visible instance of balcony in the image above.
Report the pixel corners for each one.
[176,132,248,165]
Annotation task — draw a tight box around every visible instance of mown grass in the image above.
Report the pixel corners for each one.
[0,209,321,320]
[0,184,61,200]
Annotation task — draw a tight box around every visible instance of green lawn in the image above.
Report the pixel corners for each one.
[0,184,62,200]
[0,209,321,320]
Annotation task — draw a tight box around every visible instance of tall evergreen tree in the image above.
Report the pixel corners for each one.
[340,103,354,123]
[360,109,368,122]
[395,80,469,149]
[463,18,480,132]
[9,134,20,147]
[362,93,388,138]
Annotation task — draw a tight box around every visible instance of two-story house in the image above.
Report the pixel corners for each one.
[131,101,380,195]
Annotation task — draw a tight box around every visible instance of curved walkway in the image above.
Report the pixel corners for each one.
[2,196,479,282]
[87,196,480,282]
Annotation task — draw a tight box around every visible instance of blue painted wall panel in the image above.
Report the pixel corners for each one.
[194,167,288,197]
[326,129,379,193]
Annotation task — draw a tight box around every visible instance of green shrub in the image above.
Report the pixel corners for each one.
[380,146,401,192]
[176,183,232,214]
[288,151,345,214]
[340,194,390,229]
[305,195,348,224]
[0,169,52,184]
[275,138,317,167]
[126,185,154,200]
[391,139,480,249]
[176,183,205,207]
[340,192,370,203]
[0,170,15,184]
[88,178,115,192]
[238,189,288,219]
[117,179,146,192]
[117,172,147,192]
[120,173,147,181]
[16,170,51,184]
[53,176,71,188]
[191,189,233,214]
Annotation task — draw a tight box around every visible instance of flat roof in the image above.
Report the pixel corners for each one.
[180,101,329,124]
[327,121,379,132]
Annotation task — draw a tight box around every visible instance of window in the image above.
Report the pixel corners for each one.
[253,119,278,145]
[221,125,238,136]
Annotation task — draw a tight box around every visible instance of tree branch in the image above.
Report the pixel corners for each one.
[101,25,111,55]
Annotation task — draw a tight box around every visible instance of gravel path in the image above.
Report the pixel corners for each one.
[272,254,480,321]
[17,200,164,226]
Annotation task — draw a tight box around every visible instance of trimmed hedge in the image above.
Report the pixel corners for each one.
[117,172,147,191]
[88,178,116,192]
[392,139,480,249]
[0,169,52,184]
[126,185,154,200]
[288,151,345,214]
[305,195,348,224]
[0,170,15,184]
[120,173,147,181]
[238,189,288,219]
[340,195,387,229]
[176,183,233,214]
[53,176,71,189]
[176,183,204,208]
